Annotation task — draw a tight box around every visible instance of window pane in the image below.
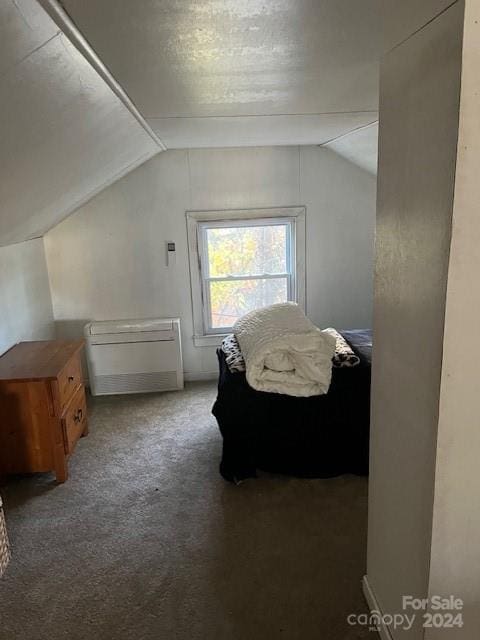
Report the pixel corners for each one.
[209,278,288,328]
[206,224,288,277]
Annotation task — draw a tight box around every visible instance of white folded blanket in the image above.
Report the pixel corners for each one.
[233,302,336,397]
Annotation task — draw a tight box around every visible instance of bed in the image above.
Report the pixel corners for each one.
[212,329,372,482]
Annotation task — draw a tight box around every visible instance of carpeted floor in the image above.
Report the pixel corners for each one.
[0,382,373,640]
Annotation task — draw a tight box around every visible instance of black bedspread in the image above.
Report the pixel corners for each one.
[212,330,372,482]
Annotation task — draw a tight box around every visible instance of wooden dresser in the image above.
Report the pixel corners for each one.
[0,340,88,483]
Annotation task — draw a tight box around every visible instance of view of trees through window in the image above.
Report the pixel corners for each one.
[205,223,291,328]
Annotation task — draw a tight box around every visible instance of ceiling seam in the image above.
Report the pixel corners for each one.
[0,236,45,250]
[0,32,61,84]
[385,0,459,55]
[320,119,379,147]
[146,111,379,121]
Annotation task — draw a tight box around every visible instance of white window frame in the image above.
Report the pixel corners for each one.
[186,207,306,347]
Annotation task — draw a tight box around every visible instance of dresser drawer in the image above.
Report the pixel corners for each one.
[57,354,82,410]
[62,386,87,454]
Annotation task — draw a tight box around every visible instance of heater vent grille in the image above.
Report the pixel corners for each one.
[94,371,178,395]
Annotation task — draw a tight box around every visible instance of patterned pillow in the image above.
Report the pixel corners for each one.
[221,334,246,373]
[323,328,360,368]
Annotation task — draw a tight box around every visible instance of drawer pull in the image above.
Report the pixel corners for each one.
[68,376,75,382]
[73,409,83,423]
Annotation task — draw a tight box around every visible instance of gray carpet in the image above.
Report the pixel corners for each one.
[0,382,372,640]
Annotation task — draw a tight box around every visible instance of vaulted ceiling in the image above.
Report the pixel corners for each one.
[0,0,380,247]
[59,0,381,148]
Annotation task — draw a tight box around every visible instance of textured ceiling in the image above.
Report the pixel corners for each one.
[0,0,380,247]
[60,0,381,148]
[324,122,379,175]
[0,0,161,247]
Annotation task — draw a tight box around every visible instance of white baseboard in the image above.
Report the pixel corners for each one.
[183,371,218,382]
[362,575,393,640]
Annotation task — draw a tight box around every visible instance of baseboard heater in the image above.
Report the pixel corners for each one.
[84,318,184,396]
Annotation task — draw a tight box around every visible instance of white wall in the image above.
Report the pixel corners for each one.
[44,146,376,379]
[0,238,54,356]
[382,0,456,51]
[427,1,480,636]
[367,1,466,638]
[300,147,376,329]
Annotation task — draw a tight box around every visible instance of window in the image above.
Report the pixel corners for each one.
[187,207,305,345]
[200,218,294,332]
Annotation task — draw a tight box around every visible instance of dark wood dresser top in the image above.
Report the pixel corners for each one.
[0,340,85,382]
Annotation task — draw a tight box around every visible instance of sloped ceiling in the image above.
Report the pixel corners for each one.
[59,0,381,148]
[1,0,380,247]
[323,122,379,175]
[0,0,162,247]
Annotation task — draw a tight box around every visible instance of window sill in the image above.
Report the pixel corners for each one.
[193,334,228,348]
